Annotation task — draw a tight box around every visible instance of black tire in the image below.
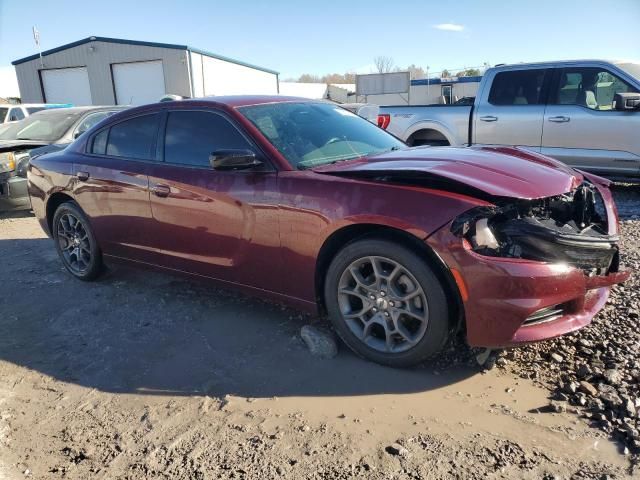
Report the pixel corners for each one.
[325,238,450,367]
[52,201,103,281]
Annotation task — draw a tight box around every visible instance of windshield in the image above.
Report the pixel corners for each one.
[0,108,7,123]
[617,62,640,82]
[0,111,81,142]
[239,102,405,169]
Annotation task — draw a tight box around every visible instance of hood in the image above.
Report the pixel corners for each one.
[0,140,50,153]
[313,146,584,200]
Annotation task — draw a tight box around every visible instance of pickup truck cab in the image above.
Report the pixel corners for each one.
[380,60,640,178]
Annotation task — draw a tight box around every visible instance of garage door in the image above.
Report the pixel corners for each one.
[112,60,166,106]
[41,67,92,105]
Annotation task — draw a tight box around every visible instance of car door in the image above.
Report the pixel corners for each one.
[73,112,159,262]
[146,108,281,292]
[473,68,551,150]
[541,66,640,175]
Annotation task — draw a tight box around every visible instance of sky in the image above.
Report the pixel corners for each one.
[0,0,639,97]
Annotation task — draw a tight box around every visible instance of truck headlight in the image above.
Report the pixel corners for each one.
[0,152,16,173]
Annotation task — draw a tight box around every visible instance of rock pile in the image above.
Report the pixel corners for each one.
[499,220,640,455]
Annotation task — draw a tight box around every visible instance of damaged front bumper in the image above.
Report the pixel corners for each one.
[0,174,30,211]
[428,176,630,347]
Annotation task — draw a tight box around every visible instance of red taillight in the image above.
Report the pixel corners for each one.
[377,113,390,129]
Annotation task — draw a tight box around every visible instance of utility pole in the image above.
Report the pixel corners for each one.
[33,26,43,68]
[426,66,430,102]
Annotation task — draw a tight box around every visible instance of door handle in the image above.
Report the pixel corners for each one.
[76,171,90,181]
[151,184,171,198]
[479,115,498,122]
[548,116,570,123]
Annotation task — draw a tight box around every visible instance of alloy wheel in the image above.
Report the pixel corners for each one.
[337,256,429,353]
[56,213,92,274]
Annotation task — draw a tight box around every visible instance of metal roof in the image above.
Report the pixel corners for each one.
[12,36,279,75]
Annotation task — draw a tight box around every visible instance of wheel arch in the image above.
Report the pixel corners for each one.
[404,121,455,146]
[315,224,464,333]
[46,192,75,234]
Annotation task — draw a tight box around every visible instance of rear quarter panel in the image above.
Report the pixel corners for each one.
[27,151,75,235]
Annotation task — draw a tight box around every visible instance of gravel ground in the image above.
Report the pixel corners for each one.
[496,218,640,462]
[0,186,638,479]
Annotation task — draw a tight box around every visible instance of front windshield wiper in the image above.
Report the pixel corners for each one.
[297,155,363,170]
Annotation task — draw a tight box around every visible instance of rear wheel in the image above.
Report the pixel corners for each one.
[52,202,103,281]
[325,239,450,367]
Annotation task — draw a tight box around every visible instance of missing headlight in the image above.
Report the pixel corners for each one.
[473,218,499,250]
[451,182,619,274]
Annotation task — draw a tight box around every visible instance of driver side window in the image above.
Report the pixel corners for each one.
[553,67,638,110]
[163,110,254,167]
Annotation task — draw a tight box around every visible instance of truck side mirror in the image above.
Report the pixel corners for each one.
[614,92,640,111]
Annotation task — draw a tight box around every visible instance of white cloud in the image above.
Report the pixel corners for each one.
[433,23,465,32]
[0,66,20,98]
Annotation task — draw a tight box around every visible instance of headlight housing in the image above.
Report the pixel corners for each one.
[451,182,619,275]
[0,152,16,173]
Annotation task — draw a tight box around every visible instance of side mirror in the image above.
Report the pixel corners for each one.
[73,130,84,139]
[614,92,640,111]
[209,149,263,171]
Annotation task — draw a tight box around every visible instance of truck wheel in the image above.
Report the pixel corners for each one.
[52,201,104,281]
[324,238,450,367]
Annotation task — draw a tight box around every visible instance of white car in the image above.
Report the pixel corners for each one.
[0,103,71,126]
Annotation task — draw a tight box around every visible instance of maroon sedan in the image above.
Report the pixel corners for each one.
[27,96,629,367]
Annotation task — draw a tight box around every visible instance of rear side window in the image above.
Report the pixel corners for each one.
[91,129,109,155]
[9,108,25,121]
[105,114,159,160]
[164,110,252,167]
[488,69,548,105]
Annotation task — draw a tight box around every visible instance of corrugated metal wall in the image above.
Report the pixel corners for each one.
[357,81,481,106]
[14,40,192,104]
[190,52,278,97]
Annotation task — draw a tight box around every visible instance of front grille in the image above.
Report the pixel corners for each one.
[523,304,565,326]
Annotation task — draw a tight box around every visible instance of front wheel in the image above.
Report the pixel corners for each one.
[324,239,450,367]
[52,201,104,281]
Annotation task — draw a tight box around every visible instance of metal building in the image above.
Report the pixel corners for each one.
[12,36,279,106]
[355,72,482,106]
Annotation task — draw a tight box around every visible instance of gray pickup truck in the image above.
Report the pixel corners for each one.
[379,60,640,178]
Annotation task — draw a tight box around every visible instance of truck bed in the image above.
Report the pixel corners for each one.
[379,105,472,146]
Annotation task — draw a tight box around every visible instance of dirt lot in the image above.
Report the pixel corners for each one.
[0,186,639,479]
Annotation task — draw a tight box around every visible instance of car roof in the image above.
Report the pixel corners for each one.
[186,95,317,108]
[104,96,322,121]
[492,59,639,69]
[30,106,127,116]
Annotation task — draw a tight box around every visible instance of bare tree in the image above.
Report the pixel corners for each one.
[298,73,321,83]
[455,68,481,77]
[406,64,426,79]
[374,56,394,73]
